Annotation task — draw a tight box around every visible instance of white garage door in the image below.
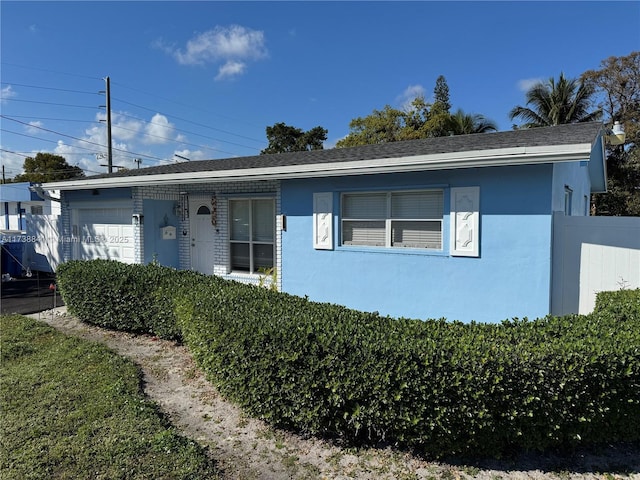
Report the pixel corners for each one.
[75,207,135,263]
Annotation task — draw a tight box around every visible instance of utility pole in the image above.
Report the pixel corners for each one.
[133,158,142,169]
[105,76,113,173]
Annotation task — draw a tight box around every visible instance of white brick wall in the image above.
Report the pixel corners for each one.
[134,181,282,290]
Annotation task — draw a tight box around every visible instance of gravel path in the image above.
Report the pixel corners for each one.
[29,307,640,480]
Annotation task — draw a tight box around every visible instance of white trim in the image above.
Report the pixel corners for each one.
[450,187,480,257]
[44,144,593,191]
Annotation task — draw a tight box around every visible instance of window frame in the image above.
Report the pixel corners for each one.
[228,197,276,273]
[564,186,573,216]
[340,189,444,250]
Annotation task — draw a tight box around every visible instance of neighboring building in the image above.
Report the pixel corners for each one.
[42,122,612,322]
[1,182,61,275]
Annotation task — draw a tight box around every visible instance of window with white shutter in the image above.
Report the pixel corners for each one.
[341,190,443,249]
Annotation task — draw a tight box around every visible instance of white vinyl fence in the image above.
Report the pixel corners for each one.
[24,213,63,273]
[551,213,640,316]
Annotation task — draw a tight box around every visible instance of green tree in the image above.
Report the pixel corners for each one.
[336,76,496,147]
[13,153,85,183]
[446,109,498,135]
[509,72,602,128]
[335,105,406,147]
[433,75,451,113]
[582,52,640,216]
[261,122,328,154]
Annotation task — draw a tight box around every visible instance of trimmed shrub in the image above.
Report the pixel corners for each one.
[57,260,183,340]
[56,260,640,458]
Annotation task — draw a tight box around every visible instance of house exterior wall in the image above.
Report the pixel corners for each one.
[51,158,598,323]
[551,159,592,216]
[280,164,556,323]
[134,180,281,287]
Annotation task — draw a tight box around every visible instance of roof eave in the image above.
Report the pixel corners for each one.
[43,143,593,191]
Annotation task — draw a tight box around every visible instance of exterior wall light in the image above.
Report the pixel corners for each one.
[605,121,626,146]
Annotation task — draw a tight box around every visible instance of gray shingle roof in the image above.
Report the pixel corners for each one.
[88,122,603,180]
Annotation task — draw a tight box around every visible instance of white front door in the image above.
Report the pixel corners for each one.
[189,200,216,274]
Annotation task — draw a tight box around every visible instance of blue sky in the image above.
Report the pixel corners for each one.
[1,1,639,179]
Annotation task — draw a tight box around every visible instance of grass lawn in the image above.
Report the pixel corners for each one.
[0,314,220,480]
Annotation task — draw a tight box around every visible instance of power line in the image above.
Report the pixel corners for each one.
[0,148,104,176]
[2,112,239,158]
[4,113,242,155]
[0,118,173,165]
[2,92,262,154]
[111,121,238,157]
[1,70,270,160]
[0,62,102,81]
[112,97,264,144]
[1,128,104,153]
[0,81,100,96]
[112,79,265,130]
[0,98,100,110]
[2,76,265,148]
[1,115,102,125]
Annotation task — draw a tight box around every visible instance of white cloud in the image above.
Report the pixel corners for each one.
[215,60,246,81]
[144,113,174,144]
[517,78,544,92]
[112,115,144,142]
[1,85,16,104]
[397,84,426,111]
[176,25,267,64]
[160,25,267,80]
[53,140,76,157]
[0,147,26,179]
[26,121,43,134]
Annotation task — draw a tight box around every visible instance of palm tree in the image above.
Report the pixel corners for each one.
[509,73,602,128]
[447,109,498,135]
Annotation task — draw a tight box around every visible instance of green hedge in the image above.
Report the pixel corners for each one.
[56,260,184,340]
[56,260,640,458]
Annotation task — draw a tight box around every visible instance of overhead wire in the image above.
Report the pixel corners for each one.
[4,111,239,156]
[112,79,265,130]
[1,98,101,110]
[2,77,265,151]
[113,110,256,154]
[2,93,263,156]
[1,70,270,166]
[0,148,104,175]
[0,62,102,81]
[0,81,100,96]
[113,96,264,144]
[110,121,238,157]
[1,116,174,165]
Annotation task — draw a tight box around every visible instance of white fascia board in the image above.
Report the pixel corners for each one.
[44,143,592,190]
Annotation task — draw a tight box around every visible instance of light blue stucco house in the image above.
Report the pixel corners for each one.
[42,122,607,322]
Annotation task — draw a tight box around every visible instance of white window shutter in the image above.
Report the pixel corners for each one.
[450,187,480,257]
[313,192,333,250]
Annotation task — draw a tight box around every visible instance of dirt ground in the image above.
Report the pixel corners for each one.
[28,308,640,480]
